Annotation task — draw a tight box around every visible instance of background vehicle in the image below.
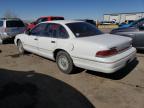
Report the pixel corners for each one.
[15,20,136,74]
[99,21,118,25]
[0,18,26,42]
[110,18,144,49]
[119,20,135,28]
[27,16,64,30]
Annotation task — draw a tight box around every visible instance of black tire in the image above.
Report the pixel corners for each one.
[56,51,75,74]
[17,40,25,55]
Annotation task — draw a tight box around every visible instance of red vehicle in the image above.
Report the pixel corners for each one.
[27,16,64,30]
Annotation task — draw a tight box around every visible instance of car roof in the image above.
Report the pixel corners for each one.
[39,16,64,18]
[41,20,84,25]
[75,19,94,21]
[0,18,22,21]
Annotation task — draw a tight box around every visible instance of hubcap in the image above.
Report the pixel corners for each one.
[58,55,69,71]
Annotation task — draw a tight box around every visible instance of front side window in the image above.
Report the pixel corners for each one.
[36,18,42,24]
[6,20,25,27]
[0,21,3,27]
[66,22,103,37]
[30,23,47,36]
[44,23,69,38]
[41,18,48,22]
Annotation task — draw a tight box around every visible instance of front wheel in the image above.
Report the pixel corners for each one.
[56,51,75,74]
[17,40,25,55]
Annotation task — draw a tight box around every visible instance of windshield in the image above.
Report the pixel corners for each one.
[66,22,103,37]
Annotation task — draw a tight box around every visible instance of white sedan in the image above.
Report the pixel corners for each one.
[15,20,136,74]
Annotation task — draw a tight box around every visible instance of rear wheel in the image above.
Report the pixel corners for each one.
[56,51,75,74]
[17,40,25,55]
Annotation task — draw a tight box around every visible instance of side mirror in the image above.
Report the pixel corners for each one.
[139,24,144,30]
[25,29,31,35]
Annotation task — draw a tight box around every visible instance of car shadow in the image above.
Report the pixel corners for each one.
[6,53,31,58]
[0,68,95,108]
[86,59,138,80]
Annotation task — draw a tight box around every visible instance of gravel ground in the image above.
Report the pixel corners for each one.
[0,44,144,108]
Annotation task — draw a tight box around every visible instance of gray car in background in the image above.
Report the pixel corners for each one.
[110,18,144,50]
[0,18,26,43]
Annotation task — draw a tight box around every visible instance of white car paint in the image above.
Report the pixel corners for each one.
[15,20,136,73]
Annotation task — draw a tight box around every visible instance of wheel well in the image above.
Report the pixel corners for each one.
[53,49,67,60]
[16,39,20,45]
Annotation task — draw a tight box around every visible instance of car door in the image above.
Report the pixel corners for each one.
[38,23,69,60]
[23,23,47,54]
[116,27,137,47]
[37,23,59,59]
[134,22,144,48]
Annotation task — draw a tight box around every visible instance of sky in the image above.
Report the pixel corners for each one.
[0,0,144,21]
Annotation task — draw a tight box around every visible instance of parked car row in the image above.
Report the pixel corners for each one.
[0,16,65,43]
[1,16,143,74]
[0,16,97,43]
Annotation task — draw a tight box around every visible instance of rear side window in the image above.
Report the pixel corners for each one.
[6,20,25,27]
[0,21,3,27]
[51,17,64,21]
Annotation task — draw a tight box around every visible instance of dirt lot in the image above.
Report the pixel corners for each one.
[0,44,144,108]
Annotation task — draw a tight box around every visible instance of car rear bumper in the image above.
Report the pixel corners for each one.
[72,47,136,73]
[0,33,15,40]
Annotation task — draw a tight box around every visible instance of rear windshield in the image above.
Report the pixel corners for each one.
[131,18,144,27]
[51,17,64,20]
[66,22,103,37]
[6,20,25,27]
[86,20,96,25]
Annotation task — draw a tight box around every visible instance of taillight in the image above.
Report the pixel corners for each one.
[96,49,118,57]
[4,28,7,32]
[2,27,7,32]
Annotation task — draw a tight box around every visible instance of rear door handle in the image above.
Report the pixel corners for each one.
[51,41,55,43]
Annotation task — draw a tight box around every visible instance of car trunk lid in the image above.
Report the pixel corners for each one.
[76,33,132,52]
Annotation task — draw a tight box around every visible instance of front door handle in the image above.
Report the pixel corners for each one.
[34,38,38,40]
[51,41,55,43]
